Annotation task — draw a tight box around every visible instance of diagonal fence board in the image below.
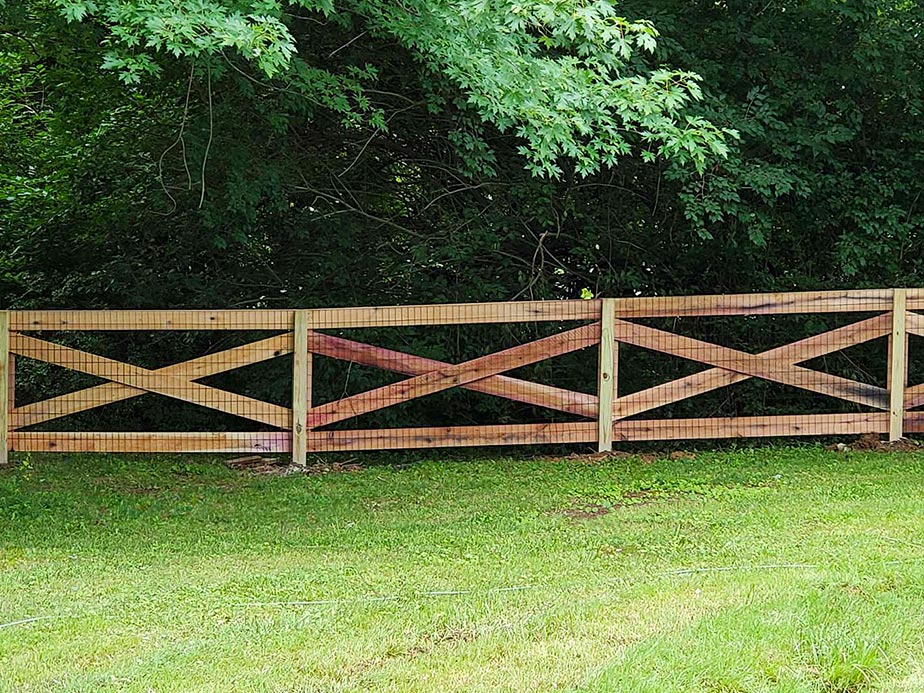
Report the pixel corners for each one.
[611,317,890,413]
[904,311,924,337]
[307,322,601,428]
[904,385,924,410]
[904,311,924,409]
[11,333,291,429]
[308,332,598,419]
[11,333,294,429]
[613,313,892,419]
[903,311,924,410]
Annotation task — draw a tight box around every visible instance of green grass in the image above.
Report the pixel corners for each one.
[4,446,924,691]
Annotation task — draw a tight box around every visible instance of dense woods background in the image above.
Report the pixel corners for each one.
[2,0,922,430]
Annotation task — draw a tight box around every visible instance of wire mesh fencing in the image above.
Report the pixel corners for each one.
[0,289,919,464]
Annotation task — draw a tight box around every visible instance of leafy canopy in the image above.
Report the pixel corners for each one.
[52,0,733,175]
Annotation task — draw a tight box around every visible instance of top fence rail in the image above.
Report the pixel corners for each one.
[11,289,924,330]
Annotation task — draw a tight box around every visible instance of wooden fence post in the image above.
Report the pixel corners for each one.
[597,299,617,452]
[0,311,9,465]
[888,289,908,442]
[292,310,310,466]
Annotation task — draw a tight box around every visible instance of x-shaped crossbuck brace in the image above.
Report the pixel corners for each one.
[611,313,895,419]
[304,323,601,428]
[11,310,922,432]
[11,333,294,430]
[10,323,602,431]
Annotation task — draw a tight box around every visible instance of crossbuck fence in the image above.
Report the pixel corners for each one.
[0,288,921,465]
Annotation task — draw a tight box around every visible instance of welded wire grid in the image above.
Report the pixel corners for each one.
[305,300,601,455]
[9,310,294,455]
[610,308,898,444]
[4,291,916,460]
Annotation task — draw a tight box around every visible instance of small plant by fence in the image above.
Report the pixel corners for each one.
[1,288,920,464]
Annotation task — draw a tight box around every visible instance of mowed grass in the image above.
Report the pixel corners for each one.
[4,447,924,691]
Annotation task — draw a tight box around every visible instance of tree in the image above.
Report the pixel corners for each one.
[3,0,923,426]
[49,0,732,176]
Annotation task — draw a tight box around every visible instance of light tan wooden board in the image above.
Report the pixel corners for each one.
[614,413,889,441]
[14,301,599,331]
[11,290,917,331]
[11,333,293,429]
[292,311,310,466]
[307,423,596,451]
[889,290,908,440]
[12,432,290,453]
[12,310,294,331]
[7,354,14,412]
[308,300,600,329]
[597,299,616,452]
[615,289,902,318]
[903,310,924,337]
[612,317,889,415]
[308,332,598,419]
[308,322,601,428]
[11,333,291,428]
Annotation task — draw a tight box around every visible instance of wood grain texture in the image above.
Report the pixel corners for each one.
[0,313,8,463]
[11,432,290,453]
[8,291,912,454]
[614,290,898,318]
[12,310,294,331]
[11,333,291,428]
[597,299,616,452]
[613,413,889,441]
[10,290,912,331]
[903,384,924,410]
[612,318,889,411]
[903,311,924,337]
[307,423,596,451]
[309,300,599,329]
[11,333,293,429]
[900,413,924,433]
[889,289,908,441]
[292,311,309,466]
[308,322,601,428]
[7,354,13,414]
[308,332,598,418]
[613,313,891,419]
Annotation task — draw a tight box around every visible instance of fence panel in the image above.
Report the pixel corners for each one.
[2,290,919,462]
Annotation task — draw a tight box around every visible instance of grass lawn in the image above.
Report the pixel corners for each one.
[3,446,924,691]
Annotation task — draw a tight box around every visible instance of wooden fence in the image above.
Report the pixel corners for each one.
[1,288,921,464]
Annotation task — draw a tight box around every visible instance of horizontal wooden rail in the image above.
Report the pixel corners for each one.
[12,432,290,453]
[1,288,920,461]
[12,288,924,332]
[613,413,890,441]
[307,423,597,451]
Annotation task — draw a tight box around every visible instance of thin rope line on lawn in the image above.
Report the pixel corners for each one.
[0,615,65,630]
[231,585,533,608]
[660,563,819,576]
[230,554,924,610]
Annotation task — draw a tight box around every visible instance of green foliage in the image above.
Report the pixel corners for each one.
[2,0,924,428]
[50,0,731,174]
